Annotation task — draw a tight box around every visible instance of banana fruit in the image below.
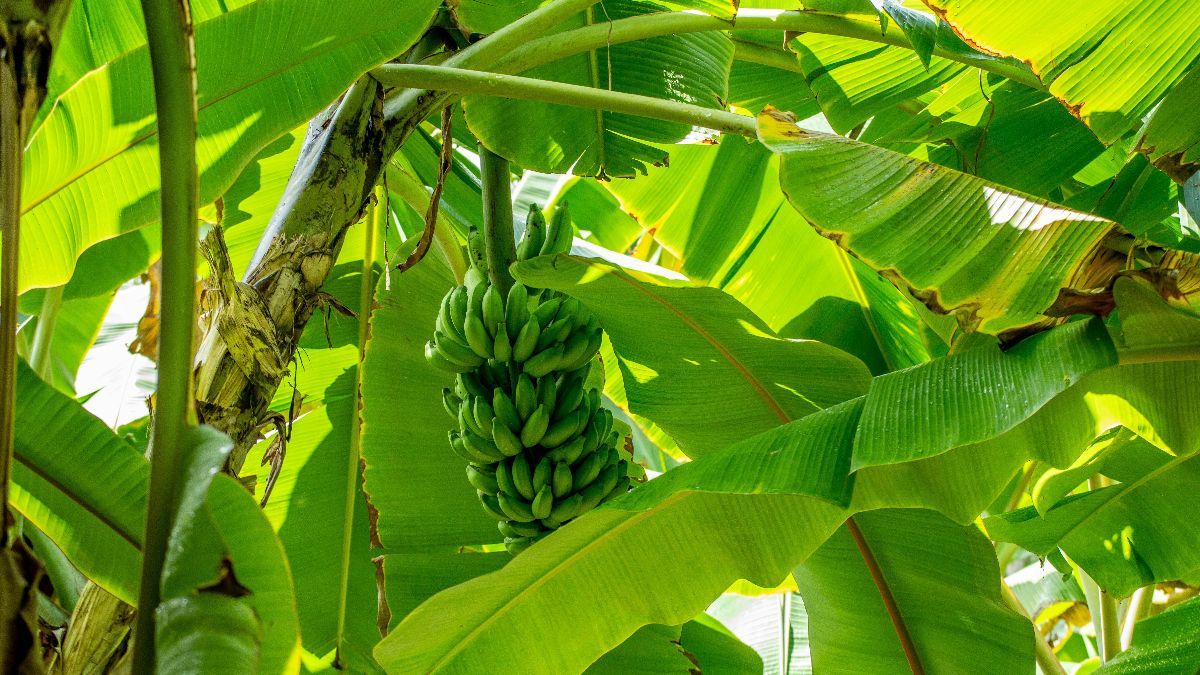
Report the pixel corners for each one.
[426,206,632,554]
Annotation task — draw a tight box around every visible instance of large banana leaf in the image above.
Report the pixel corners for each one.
[1096,595,1200,674]
[923,0,1200,145]
[14,0,439,293]
[759,110,1122,338]
[513,254,873,456]
[794,509,1032,673]
[8,361,145,603]
[463,1,733,178]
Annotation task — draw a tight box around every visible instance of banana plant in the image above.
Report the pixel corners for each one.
[2,0,1200,673]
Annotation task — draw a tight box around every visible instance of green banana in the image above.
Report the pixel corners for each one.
[492,421,524,457]
[425,341,472,373]
[458,401,484,438]
[494,459,519,498]
[520,404,551,447]
[436,292,460,341]
[435,332,485,368]
[552,461,573,498]
[516,205,547,261]
[479,492,508,521]
[523,344,564,378]
[492,389,521,433]
[556,298,581,323]
[449,287,469,336]
[536,375,557,411]
[579,464,619,511]
[500,520,543,538]
[572,448,606,488]
[441,388,460,420]
[505,283,530,337]
[548,493,583,523]
[464,265,487,291]
[532,457,552,493]
[497,492,537,522]
[531,485,554,519]
[510,453,536,501]
[472,397,495,437]
[458,372,489,399]
[482,284,505,336]
[546,436,585,464]
[553,375,585,420]
[536,317,573,351]
[466,464,499,493]
[514,375,537,420]
[463,310,494,359]
[493,322,512,362]
[532,297,562,328]
[541,409,586,449]
[558,329,592,369]
[541,202,573,255]
[462,428,505,462]
[504,535,538,555]
[450,431,495,464]
[511,318,541,362]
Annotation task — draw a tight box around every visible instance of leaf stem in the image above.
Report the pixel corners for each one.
[845,518,926,675]
[1001,583,1067,675]
[374,65,758,138]
[384,0,602,129]
[1120,585,1151,649]
[132,0,198,670]
[479,145,518,294]
[501,9,1042,89]
[386,165,468,283]
[0,34,22,537]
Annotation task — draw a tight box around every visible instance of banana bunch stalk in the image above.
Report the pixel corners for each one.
[425,205,632,554]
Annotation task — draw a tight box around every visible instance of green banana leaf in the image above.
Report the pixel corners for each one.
[14,0,439,293]
[985,453,1200,598]
[923,0,1200,145]
[852,318,1116,469]
[727,56,819,119]
[463,1,733,178]
[1096,595,1200,674]
[512,254,873,457]
[759,110,1122,338]
[8,360,145,603]
[792,33,965,134]
[794,509,1033,673]
[1137,67,1200,183]
[584,624,696,674]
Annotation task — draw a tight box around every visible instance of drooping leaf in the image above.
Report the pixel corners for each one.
[678,614,765,675]
[513,254,872,456]
[707,592,812,674]
[585,624,695,674]
[985,453,1200,597]
[924,0,1200,144]
[794,509,1033,673]
[8,361,145,603]
[759,110,1123,338]
[14,0,439,292]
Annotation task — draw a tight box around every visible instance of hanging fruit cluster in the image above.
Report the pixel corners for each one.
[425,205,632,554]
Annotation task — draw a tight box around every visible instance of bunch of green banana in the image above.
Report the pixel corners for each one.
[426,204,632,554]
